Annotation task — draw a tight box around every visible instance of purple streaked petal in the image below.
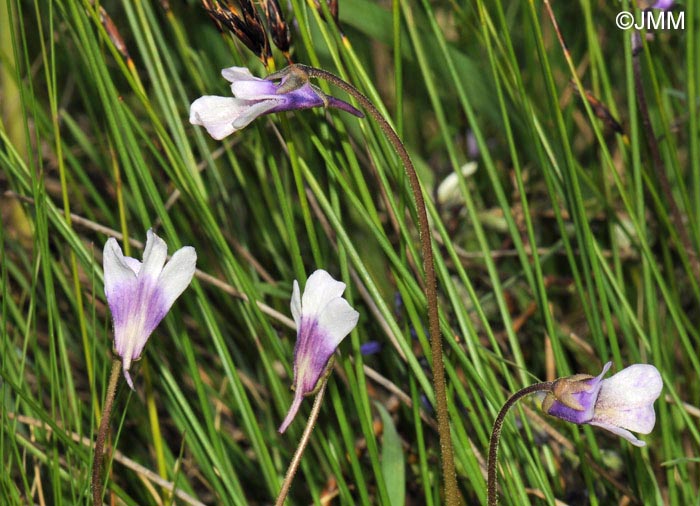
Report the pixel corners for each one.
[103,238,138,303]
[112,274,165,376]
[545,362,611,424]
[546,397,596,424]
[292,316,338,394]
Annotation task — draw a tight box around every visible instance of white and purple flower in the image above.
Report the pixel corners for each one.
[279,269,359,433]
[103,230,197,389]
[190,66,362,140]
[542,362,663,447]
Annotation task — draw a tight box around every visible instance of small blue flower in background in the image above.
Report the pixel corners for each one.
[190,66,362,140]
[103,230,197,389]
[651,0,674,9]
[542,362,663,446]
[279,269,359,433]
[360,341,382,356]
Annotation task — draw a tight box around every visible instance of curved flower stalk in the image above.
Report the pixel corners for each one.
[104,229,197,389]
[279,269,359,433]
[487,362,662,506]
[543,362,663,447]
[189,66,362,140]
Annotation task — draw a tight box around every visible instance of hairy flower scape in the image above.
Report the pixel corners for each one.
[190,66,362,140]
[103,230,197,389]
[542,362,663,446]
[279,270,359,433]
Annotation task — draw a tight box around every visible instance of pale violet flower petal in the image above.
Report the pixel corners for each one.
[596,364,663,408]
[141,229,168,277]
[300,270,347,319]
[157,246,197,311]
[189,96,276,140]
[587,421,647,447]
[230,79,279,99]
[230,100,282,129]
[290,280,301,327]
[592,404,657,434]
[124,257,142,274]
[316,297,360,350]
[103,238,138,302]
[221,66,255,83]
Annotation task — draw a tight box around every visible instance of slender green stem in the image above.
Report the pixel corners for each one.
[631,33,700,282]
[297,64,458,505]
[92,358,122,505]
[275,379,328,505]
[487,382,554,506]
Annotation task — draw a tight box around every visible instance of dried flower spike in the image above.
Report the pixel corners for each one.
[202,0,272,63]
[103,230,197,389]
[261,0,291,56]
[279,270,359,433]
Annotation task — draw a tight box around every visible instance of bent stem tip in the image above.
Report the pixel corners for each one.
[487,381,554,506]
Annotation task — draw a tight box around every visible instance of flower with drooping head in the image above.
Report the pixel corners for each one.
[542,362,663,446]
[190,65,363,140]
[279,269,359,433]
[103,230,197,389]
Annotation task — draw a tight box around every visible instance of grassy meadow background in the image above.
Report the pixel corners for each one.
[1,0,699,504]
